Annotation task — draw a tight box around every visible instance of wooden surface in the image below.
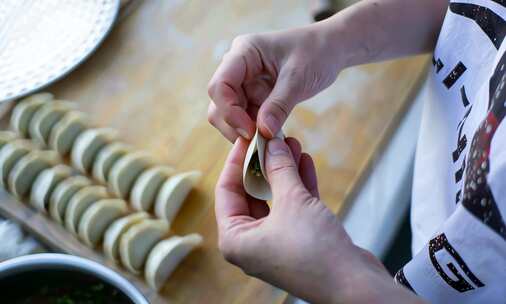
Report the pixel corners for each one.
[0,0,428,303]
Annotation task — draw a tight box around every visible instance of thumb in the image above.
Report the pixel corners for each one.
[265,138,307,199]
[257,68,301,138]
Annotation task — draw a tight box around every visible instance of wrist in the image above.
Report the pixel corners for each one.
[318,243,369,303]
[328,246,426,304]
[323,244,391,303]
[322,18,372,70]
[293,21,344,74]
[316,5,386,69]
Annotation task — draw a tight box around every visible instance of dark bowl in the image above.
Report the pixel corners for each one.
[0,253,148,304]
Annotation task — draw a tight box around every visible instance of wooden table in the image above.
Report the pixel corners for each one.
[0,0,428,303]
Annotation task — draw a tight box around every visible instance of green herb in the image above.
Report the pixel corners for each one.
[10,270,131,304]
[250,152,262,177]
[91,283,104,291]
[40,285,49,295]
[55,295,74,304]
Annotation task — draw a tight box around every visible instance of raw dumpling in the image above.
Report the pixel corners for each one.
[10,93,53,136]
[48,111,89,156]
[119,219,169,274]
[103,212,150,261]
[0,131,18,148]
[49,175,91,223]
[8,150,60,199]
[242,129,284,200]
[92,142,131,184]
[144,234,202,291]
[0,139,35,188]
[108,151,153,199]
[30,165,73,212]
[64,185,109,235]
[28,101,74,146]
[131,166,174,211]
[154,171,201,222]
[78,198,128,247]
[71,128,117,173]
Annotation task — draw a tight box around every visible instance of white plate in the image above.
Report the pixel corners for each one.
[0,0,120,102]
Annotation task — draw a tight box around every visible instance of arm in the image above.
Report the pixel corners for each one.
[320,0,448,68]
[215,138,426,304]
[208,0,448,142]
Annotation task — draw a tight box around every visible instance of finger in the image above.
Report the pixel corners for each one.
[208,50,246,101]
[243,76,272,107]
[217,122,240,143]
[264,138,308,199]
[220,96,255,140]
[257,67,302,138]
[215,138,252,221]
[246,103,260,121]
[208,50,258,139]
[208,102,239,142]
[244,76,271,121]
[248,197,270,219]
[299,153,320,199]
[285,137,302,166]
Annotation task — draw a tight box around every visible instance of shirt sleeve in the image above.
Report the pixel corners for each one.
[394,72,506,303]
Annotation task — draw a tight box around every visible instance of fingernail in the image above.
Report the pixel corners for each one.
[236,128,251,140]
[267,138,289,155]
[263,113,280,137]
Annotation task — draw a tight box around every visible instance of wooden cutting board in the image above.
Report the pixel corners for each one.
[0,0,428,303]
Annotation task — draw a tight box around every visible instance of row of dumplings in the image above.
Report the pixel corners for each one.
[2,93,204,290]
[0,131,202,290]
[9,92,201,222]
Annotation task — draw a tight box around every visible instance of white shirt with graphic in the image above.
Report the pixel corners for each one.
[394,1,506,303]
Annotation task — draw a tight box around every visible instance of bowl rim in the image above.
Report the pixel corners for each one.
[0,253,148,304]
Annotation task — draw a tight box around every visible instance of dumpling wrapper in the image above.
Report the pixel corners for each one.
[30,165,73,213]
[64,185,109,235]
[103,211,150,261]
[0,139,34,188]
[49,175,91,223]
[145,234,203,291]
[0,131,18,148]
[108,151,153,199]
[242,130,284,200]
[78,198,128,247]
[49,111,89,156]
[28,101,74,146]
[71,128,117,173]
[154,171,201,222]
[131,166,175,211]
[119,219,169,274]
[8,150,60,199]
[92,142,131,184]
[10,92,53,137]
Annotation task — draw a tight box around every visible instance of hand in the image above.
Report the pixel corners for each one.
[208,25,341,142]
[215,137,422,303]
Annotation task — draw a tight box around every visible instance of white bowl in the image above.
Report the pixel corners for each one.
[0,253,148,304]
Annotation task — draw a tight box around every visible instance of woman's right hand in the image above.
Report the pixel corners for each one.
[207,24,342,142]
[215,137,425,304]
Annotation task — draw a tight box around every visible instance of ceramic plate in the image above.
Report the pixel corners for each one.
[0,0,120,102]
